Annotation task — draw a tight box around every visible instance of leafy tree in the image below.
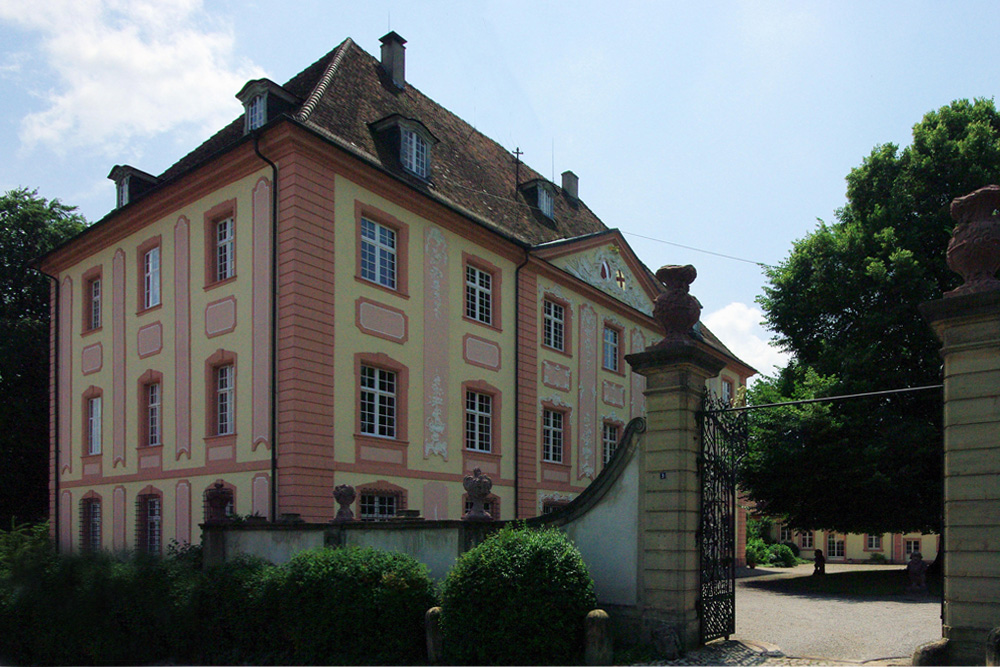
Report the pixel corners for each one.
[0,188,86,525]
[746,98,1000,535]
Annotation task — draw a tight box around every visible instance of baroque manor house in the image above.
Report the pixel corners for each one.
[37,33,753,553]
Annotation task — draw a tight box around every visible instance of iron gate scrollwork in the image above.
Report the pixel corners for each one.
[698,394,748,644]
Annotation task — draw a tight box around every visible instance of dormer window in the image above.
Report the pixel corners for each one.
[108,165,159,210]
[116,176,130,208]
[401,128,429,178]
[235,79,300,135]
[538,186,554,218]
[247,94,266,131]
[371,115,438,182]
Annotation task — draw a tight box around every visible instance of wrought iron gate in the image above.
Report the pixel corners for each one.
[698,395,748,643]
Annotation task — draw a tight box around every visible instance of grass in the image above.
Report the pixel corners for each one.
[744,567,943,598]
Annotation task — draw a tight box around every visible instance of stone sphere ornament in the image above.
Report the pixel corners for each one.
[462,468,494,521]
[946,185,1000,297]
[332,484,356,522]
[651,264,702,347]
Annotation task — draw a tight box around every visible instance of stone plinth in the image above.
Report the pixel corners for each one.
[627,342,725,653]
[921,290,1000,665]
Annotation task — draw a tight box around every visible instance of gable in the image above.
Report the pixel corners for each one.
[540,235,659,316]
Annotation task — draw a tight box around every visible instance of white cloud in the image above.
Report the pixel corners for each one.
[0,0,264,156]
[703,301,790,382]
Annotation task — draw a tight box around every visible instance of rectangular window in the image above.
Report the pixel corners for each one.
[780,526,793,542]
[88,278,101,330]
[799,531,814,549]
[538,187,554,218]
[247,94,266,130]
[542,409,564,463]
[137,495,161,555]
[217,365,234,436]
[867,534,882,550]
[542,501,568,515]
[147,382,161,447]
[602,422,620,465]
[602,326,620,372]
[359,493,397,520]
[216,218,235,281]
[87,396,102,455]
[827,534,845,558]
[465,390,492,453]
[722,380,734,404]
[465,265,492,325]
[81,499,101,552]
[143,246,160,309]
[117,176,130,208]
[360,365,397,438]
[905,538,921,556]
[464,499,495,518]
[543,300,565,351]
[360,218,397,289]
[401,129,429,178]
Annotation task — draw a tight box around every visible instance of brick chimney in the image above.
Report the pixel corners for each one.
[380,31,407,89]
[562,170,579,200]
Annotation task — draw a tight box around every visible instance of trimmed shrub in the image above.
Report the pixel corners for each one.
[868,552,889,564]
[274,546,437,665]
[768,543,797,568]
[781,540,800,557]
[440,525,596,665]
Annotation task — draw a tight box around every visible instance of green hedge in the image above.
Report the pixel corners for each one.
[0,531,436,666]
[440,524,596,665]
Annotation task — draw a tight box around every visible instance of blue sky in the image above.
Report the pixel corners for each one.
[2,0,999,379]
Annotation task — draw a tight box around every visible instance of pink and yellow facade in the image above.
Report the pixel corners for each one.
[37,33,753,553]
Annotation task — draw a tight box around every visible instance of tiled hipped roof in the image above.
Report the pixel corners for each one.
[160,38,606,246]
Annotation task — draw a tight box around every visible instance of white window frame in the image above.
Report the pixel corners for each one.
[84,499,101,552]
[827,534,845,558]
[87,396,102,455]
[602,422,620,465]
[905,538,921,556]
[217,365,234,436]
[780,526,793,542]
[401,128,429,178]
[89,278,101,330]
[247,94,266,131]
[538,186,554,218]
[116,176,130,208]
[147,382,161,447]
[799,531,814,549]
[360,218,397,290]
[143,246,160,309]
[465,265,493,325]
[360,365,397,439]
[542,409,564,463]
[543,300,565,351]
[465,390,492,453]
[867,534,882,550]
[602,325,620,372]
[216,217,235,282]
[140,495,161,555]
[359,492,397,520]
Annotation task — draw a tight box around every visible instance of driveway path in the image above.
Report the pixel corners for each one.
[731,563,941,663]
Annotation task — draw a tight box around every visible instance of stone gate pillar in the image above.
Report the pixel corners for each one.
[626,265,725,652]
[919,185,1000,666]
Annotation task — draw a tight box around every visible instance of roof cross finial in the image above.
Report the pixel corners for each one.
[512,146,524,192]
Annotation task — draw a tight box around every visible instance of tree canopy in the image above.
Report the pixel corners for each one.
[742,98,1000,535]
[0,188,86,525]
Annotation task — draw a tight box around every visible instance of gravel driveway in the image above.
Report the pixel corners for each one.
[732,563,942,663]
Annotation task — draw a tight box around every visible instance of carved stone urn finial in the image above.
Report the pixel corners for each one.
[650,264,702,347]
[332,484,356,523]
[462,468,494,521]
[946,185,1000,297]
[204,481,233,524]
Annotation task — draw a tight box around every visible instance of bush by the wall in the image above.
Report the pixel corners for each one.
[767,543,797,568]
[868,552,889,564]
[781,540,800,557]
[440,525,596,665]
[745,536,768,567]
[275,546,437,665]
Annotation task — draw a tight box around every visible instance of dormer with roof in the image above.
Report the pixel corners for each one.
[35,31,753,553]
